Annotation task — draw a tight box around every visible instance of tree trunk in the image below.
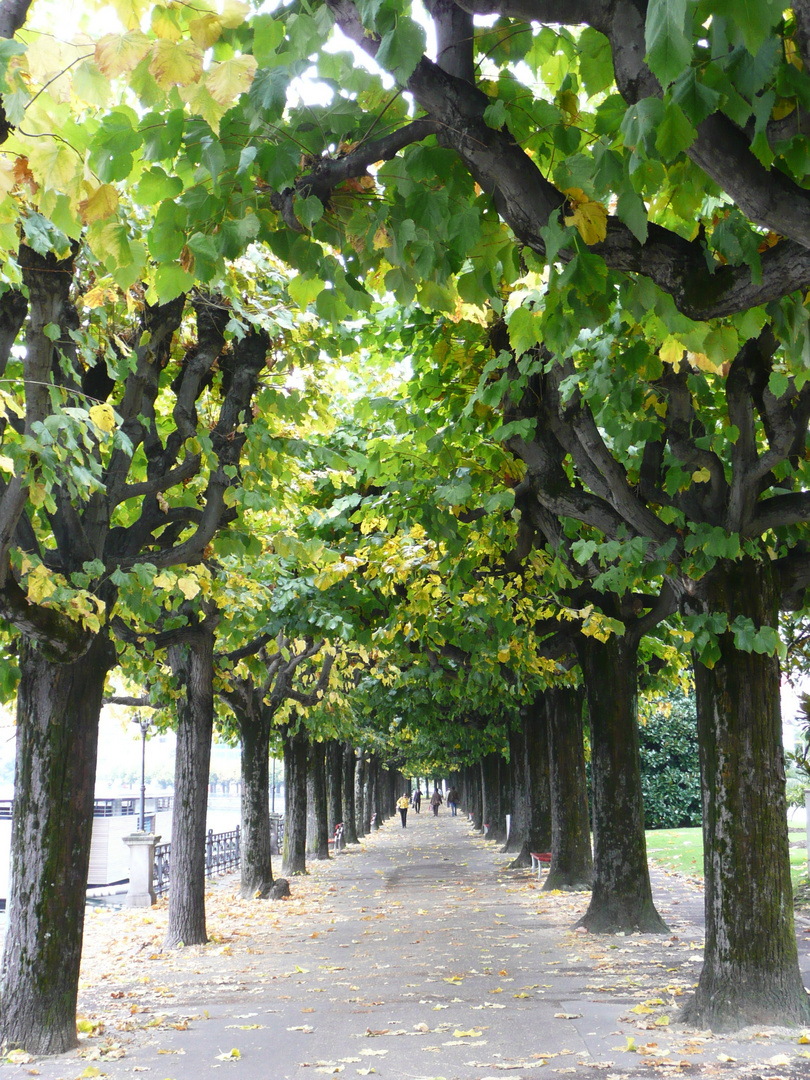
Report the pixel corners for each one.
[364,753,375,831]
[505,714,530,862]
[342,742,358,844]
[481,753,504,840]
[326,739,342,834]
[354,749,366,838]
[576,633,667,933]
[306,740,329,860]
[2,635,114,1055]
[681,558,810,1030]
[282,726,308,875]
[239,711,273,898]
[165,622,216,948]
[468,764,483,830]
[546,686,593,891]
[518,692,552,866]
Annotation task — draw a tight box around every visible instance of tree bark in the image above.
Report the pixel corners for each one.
[682,558,810,1030]
[342,742,358,844]
[165,620,216,948]
[1,634,114,1055]
[546,686,593,891]
[481,753,505,840]
[282,725,308,875]
[504,715,530,862]
[521,692,553,861]
[354,749,366,838]
[239,710,274,898]
[306,740,329,860]
[326,739,342,834]
[364,753,375,831]
[576,633,667,933]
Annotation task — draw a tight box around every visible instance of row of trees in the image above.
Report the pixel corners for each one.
[0,0,808,1051]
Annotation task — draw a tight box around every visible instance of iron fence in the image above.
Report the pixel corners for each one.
[152,826,241,898]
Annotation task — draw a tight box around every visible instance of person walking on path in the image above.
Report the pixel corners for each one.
[412,787,422,813]
[397,793,410,827]
[447,786,460,816]
[430,788,443,816]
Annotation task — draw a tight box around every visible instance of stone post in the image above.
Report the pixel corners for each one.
[123,833,160,907]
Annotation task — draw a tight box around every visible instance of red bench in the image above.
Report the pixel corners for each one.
[530,851,551,875]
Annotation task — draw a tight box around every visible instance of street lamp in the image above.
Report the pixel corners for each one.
[134,711,151,831]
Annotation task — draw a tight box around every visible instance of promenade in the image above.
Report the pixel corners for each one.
[8,813,810,1079]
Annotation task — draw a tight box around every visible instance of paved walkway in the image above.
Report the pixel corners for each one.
[8,813,810,1079]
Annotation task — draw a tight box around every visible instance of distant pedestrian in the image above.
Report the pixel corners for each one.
[412,787,422,813]
[447,787,460,816]
[397,793,410,827]
[430,789,443,816]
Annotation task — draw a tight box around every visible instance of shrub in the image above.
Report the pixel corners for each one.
[639,689,701,829]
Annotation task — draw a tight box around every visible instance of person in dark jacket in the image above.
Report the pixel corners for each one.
[430,789,443,816]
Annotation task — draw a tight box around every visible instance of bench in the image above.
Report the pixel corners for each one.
[530,851,551,875]
[328,823,344,853]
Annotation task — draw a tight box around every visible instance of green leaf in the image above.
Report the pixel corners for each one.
[645,0,692,88]
[252,14,285,66]
[507,306,541,356]
[670,69,724,126]
[294,194,324,229]
[711,0,782,55]
[616,190,648,244]
[249,65,290,119]
[654,101,696,161]
[151,263,194,303]
[768,371,790,399]
[375,16,426,83]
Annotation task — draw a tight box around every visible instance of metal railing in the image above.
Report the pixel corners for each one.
[153,826,241,898]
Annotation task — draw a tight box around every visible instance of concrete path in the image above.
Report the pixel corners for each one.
[7,812,810,1079]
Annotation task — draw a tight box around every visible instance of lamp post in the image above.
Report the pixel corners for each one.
[134,711,151,831]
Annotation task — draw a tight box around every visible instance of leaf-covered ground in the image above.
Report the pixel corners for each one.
[6,814,810,1080]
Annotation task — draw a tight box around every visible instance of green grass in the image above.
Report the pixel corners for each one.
[646,826,808,888]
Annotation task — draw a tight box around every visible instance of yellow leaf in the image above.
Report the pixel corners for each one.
[630,1004,654,1014]
[654,1014,670,1026]
[659,336,685,369]
[151,5,182,41]
[27,564,56,605]
[111,0,150,29]
[452,1029,482,1038]
[0,455,15,475]
[81,1069,101,1078]
[177,575,201,600]
[557,89,579,124]
[798,1034,810,1044]
[27,140,80,192]
[95,31,151,77]
[564,191,607,245]
[205,56,257,105]
[220,0,250,28]
[81,285,119,309]
[89,404,117,433]
[79,184,119,224]
[0,154,15,199]
[691,467,711,483]
[149,39,204,89]
[215,1048,241,1061]
[153,572,175,589]
[178,81,226,133]
[497,647,510,663]
[190,14,223,48]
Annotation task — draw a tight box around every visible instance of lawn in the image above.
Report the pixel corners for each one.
[646,826,808,887]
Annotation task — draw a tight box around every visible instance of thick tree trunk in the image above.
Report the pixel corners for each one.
[517,692,552,869]
[326,739,342,834]
[306,740,329,860]
[354,749,366,838]
[468,764,483,830]
[682,559,810,1030]
[576,633,667,933]
[505,714,530,862]
[364,753,375,831]
[342,742,358,844]
[481,753,505,840]
[282,726,308,875]
[165,623,216,948]
[546,686,593,891]
[2,635,114,1055]
[239,711,274,898]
